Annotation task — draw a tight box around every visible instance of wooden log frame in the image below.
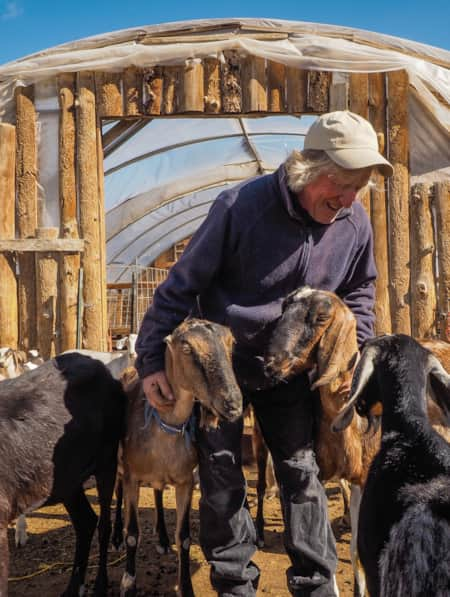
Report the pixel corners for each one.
[35,227,59,359]
[221,51,242,113]
[349,73,371,215]
[0,123,18,348]
[434,182,450,340]
[410,184,437,338]
[15,85,38,351]
[203,57,222,113]
[368,72,391,335]
[286,67,308,113]
[387,69,411,334]
[241,56,267,113]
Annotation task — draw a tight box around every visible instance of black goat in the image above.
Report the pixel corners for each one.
[0,353,126,597]
[333,334,450,597]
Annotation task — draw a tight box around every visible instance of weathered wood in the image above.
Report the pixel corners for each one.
[329,72,349,110]
[35,228,59,359]
[350,73,370,214]
[410,184,437,338]
[241,56,267,113]
[96,120,108,351]
[180,60,204,112]
[76,72,107,350]
[0,123,18,348]
[95,72,123,118]
[368,72,391,334]
[221,51,242,113]
[123,66,143,116]
[15,85,38,351]
[307,71,331,113]
[0,239,84,251]
[387,69,410,334]
[144,66,163,115]
[286,67,307,113]
[267,61,285,112]
[203,57,222,113]
[434,182,450,340]
[162,66,181,115]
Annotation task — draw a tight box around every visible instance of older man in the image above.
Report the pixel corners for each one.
[136,111,393,596]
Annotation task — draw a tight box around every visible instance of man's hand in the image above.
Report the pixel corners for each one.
[142,371,175,413]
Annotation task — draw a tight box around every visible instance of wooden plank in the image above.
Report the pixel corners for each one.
[123,66,143,116]
[368,72,391,335]
[307,71,331,113]
[180,61,204,112]
[267,61,285,112]
[387,69,410,334]
[329,72,349,111]
[203,57,222,113]
[162,66,181,115]
[95,72,123,118]
[35,227,59,359]
[97,118,108,352]
[434,182,450,340]
[77,72,107,350]
[410,184,437,338]
[286,67,307,113]
[241,56,267,113]
[15,85,38,351]
[144,66,163,115]
[221,51,242,113]
[350,73,370,214]
[0,239,84,251]
[0,123,18,348]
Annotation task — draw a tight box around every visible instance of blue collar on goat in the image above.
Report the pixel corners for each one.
[142,400,196,447]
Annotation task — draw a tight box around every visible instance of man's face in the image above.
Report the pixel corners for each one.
[298,169,372,224]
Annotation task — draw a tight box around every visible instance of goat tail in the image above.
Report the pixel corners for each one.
[379,501,450,597]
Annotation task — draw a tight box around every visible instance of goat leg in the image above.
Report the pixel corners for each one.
[0,524,8,597]
[154,488,170,554]
[175,481,194,597]
[112,477,124,550]
[61,487,98,597]
[120,476,140,597]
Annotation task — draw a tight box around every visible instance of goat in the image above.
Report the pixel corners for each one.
[119,319,243,597]
[264,286,450,596]
[0,353,126,597]
[0,348,26,380]
[332,334,450,597]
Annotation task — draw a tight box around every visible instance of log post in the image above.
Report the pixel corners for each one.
[162,66,181,115]
[410,184,437,338]
[387,70,410,334]
[57,74,80,352]
[241,56,267,113]
[434,182,450,340]
[307,71,331,113]
[329,72,349,111]
[95,72,123,118]
[0,123,18,348]
[221,51,242,113]
[144,66,163,115]
[180,60,204,112]
[350,73,371,215]
[15,85,38,351]
[123,66,143,116]
[267,61,285,112]
[76,72,107,350]
[369,72,391,334]
[203,58,222,114]
[286,68,307,114]
[35,227,59,359]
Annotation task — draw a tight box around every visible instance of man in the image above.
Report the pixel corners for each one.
[135,111,393,596]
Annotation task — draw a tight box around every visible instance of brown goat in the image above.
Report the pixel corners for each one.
[265,286,450,597]
[119,319,243,597]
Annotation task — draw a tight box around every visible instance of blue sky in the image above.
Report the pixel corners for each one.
[0,0,449,66]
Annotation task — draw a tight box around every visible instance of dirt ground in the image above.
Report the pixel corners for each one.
[8,437,354,597]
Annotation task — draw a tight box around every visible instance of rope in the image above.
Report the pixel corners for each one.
[8,552,126,582]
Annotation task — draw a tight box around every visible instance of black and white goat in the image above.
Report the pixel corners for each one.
[0,353,126,597]
[332,334,450,597]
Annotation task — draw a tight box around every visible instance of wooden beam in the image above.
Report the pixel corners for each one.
[221,51,242,113]
[387,69,410,334]
[203,57,222,113]
[0,123,18,348]
[286,67,307,113]
[434,182,450,340]
[0,238,85,252]
[162,66,181,115]
[180,61,205,112]
[350,73,370,214]
[307,71,331,112]
[95,72,123,118]
[15,85,38,351]
[144,66,163,115]
[123,66,143,116]
[241,56,267,113]
[35,227,59,359]
[267,61,285,112]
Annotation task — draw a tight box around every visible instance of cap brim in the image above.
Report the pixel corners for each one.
[325,148,394,177]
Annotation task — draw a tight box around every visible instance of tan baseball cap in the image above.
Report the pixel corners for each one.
[304,111,393,177]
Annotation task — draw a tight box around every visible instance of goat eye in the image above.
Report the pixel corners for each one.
[181,342,192,355]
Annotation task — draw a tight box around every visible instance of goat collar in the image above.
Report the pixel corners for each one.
[143,402,196,446]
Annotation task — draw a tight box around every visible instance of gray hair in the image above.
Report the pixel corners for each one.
[285,149,374,193]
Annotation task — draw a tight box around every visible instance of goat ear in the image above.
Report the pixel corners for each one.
[331,344,378,432]
[312,310,356,389]
[427,354,450,423]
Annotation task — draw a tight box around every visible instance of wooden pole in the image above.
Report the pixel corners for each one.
[123,66,143,116]
[35,227,59,359]
[387,70,411,334]
[267,61,285,112]
[57,73,80,352]
[434,182,450,340]
[307,71,331,113]
[286,67,307,114]
[144,66,163,115]
[241,56,267,113]
[181,61,204,112]
[369,72,391,334]
[162,66,181,115]
[95,72,123,118]
[221,51,242,113]
[203,58,222,113]
[0,123,18,348]
[76,72,106,350]
[410,184,437,338]
[15,85,38,351]
[350,73,371,215]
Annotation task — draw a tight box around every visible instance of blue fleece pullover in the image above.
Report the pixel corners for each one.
[135,165,377,389]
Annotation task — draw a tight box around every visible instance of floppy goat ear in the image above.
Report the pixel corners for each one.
[427,354,450,424]
[331,344,379,432]
[312,308,357,390]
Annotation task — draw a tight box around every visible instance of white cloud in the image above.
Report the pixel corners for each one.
[1,1,23,21]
